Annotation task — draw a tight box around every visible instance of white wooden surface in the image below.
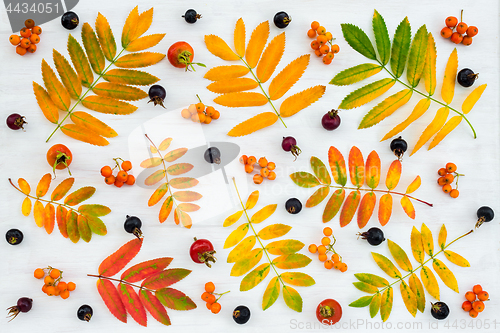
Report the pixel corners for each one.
[1,0,499,332]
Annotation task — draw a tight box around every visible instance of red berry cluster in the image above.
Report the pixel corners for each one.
[9,19,42,55]
[201,282,229,314]
[307,21,339,65]
[462,284,489,318]
[240,155,276,184]
[440,11,478,46]
[308,227,348,272]
[34,267,76,299]
[437,162,464,198]
[100,158,135,187]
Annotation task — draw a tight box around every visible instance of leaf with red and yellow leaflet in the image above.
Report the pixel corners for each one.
[177,203,199,212]
[174,208,192,228]
[279,85,326,117]
[224,223,249,248]
[97,279,127,323]
[126,33,165,52]
[44,203,55,234]
[420,223,434,256]
[207,78,258,94]
[228,236,256,263]
[139,290,171,326]
[205,34,240,61]
[164,148,188,162]
[228,112,278,137]
[273,254,311,269]
[61,124,109,146]
[99,238,143,276]
[378,193,392,226]
[64,186,96,206]
[51,178,75,201]
[86,215,107,236]
[328,146,347,186]
[155,288,196,311]
[141,157,163,168]
[323,189,345,222]
[432,258,459,293]
[36,173,52,198]
[33,82,59,123]
[387,239,412,271]
[266,240,304,255]
[170,177,198,189]
[365,151,381,189]
[441,49,458,105]
[283,285,303,312]
[70,111,118,138]
[411,107,449,155]
[385,160,401,190]
[81,23,105,74]
[121,6,139,48]
[93,82,148,101]
[428,116,462,150]
[53,49,81,99]
[223,210,244,228]
[246,191,259,209]
[421,265,440,300]
[306,187,329,208]
[82,96,138,114]
[257,223,291,240]
[68,34,93,87]
[114,52,165,68]
[269,54,310,100]
[56,205,68,238]
[41,59,71,111]
[145,170,165,186]
[405,176,421,194]
[172,191,202,202]
[410,226,424,263]
[148,182,168,205]
[245,21,269,68]
[256,32,285,83]
[409,273,425,313]
[401,196,415,219]
[289,172,320,188]
[444,251,470,267]
[78,214,92,242]
[204,65,249,81]
[380,287,393,322]
[400,280,417,317]
[349,146,365,187]
[372,253,401,279]
[462,84,487,114]
[118,283,147,326]
[22,197,31,216]
[311,156,331,185]
[339,190,361,227]
[240,263,270,291]
[166,163,193,176]
[95,12,116,62]
[142,268,191,290]
[159,196,173,222]
[215,92,268,107]
[357,192,376,228]
[262,277,280,310]
[231,249,263,276]
[18,178,31,195]
[66,210,79,243]
[251,204,277,223]
[381,98,431,141]
[281,272,315,287]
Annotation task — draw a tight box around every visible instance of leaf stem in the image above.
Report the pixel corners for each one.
[87,274,155,293]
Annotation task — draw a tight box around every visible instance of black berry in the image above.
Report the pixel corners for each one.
[148,85,167,108]
[182,9,201,24]
[204,147,221,164]
[61,11,79,30]
[430,302,449,320]
[233,305,250,324]
[282,136,301,160]
[273,11,291,29]
[124,215,142,238]
[457,68,478,87]
[7,297,32,321]
[6,113,27,130]
[476,206,494,228]
[390,136,407,161]
[285,198,302,214]
[358,227,385,246]
[77,304,93,322]
[6,229,23,245]
[321,109,341,131]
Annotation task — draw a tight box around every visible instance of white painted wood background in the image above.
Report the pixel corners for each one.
[1,0,499,332]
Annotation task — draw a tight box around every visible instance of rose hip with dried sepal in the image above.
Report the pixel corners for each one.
[6,113,27,130]
[6,297,33,321]
[282,136,301,160]
[321,109,341,131]
[190,237,216,267]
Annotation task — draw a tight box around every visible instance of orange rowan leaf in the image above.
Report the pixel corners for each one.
[33,200,45,227]
[339,190,361,227]
[227,112,278,137]
[139,290,170,326]
[53,49,82,99]
[97,279,127,323]
[133,8,154,40]
[169,177,198,190]
[149,183,168,206]
[214,92,268,107]
[18,178,31,195]
[401,196,415,219]
[68,34,94,87]
[33,82,59,124]
[378,193,392,226]
[441,48,458,104]
[66,210,79,243]
[245,21,269,68]
[126,33,165,52]
[41,59,71,111]
[381,98,430,141]
[78,214,92,242]
[36,173,51,197]
[121,6,139,48]
[207,78,258,94]
[349,146,365,187]
[99,238,143,276]
[305,187,329,208]
[115,52,165,68]
[118,283,147,326]
[51,178,75,201]
[93,82,148,101]
[385,160,402,190]
[95,12,117,62]
[81,22,105,74]
[328,146,347,186]
[56,205,68,238]
[22,197,31,216]
[204,65,249,81]
[462,84,487,114]
[405,176,421,194]
[234,18,246,57]
[365,151,381,189]
[174,208,192,228]
[64,186,96,206]
[155,288,196,311]
[268,54,310,100]
[279,85,325,117]
[164,148,188,162]
[70,111,118,138]
[177,203,200,212]
[411,107,449,155]
[428,116,462,150]
[61,124,109,146]
[322,189,345,222]
[357,192,376,228]
[103,69,159,86]
[159,196,173,222]
[172,191,202,202]
[43,205,54,233]
[82,96,138,114]
[256,32,285,83]
[205,34,240,61]
[257,223,291,240]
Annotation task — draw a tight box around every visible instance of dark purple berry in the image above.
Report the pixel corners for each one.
[7,297,32,321]
[358,227,385,246]
[6,113,27,130]
[273,11,291,29]
[390,136,408,161]
[431,302,449,320]
[124,215,142,238]
[77,304,93,322]
[61,11,79,30]
[321,109,341,131]
[457,68,478,87]
[182,9,201,24]
[285,198,302,214]
[6,229,23,245]
[233,305,251,324]
[204,147,221,164]
[148,85,167,108]
[282,136,301,160]
[476,206,494,228]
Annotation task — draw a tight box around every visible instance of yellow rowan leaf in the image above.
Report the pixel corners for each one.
[420,223,434,256]
[70,111,118,138]
[41,59,71,111]
[93,82,148,101]
[438,224,447,249]
[133,8,154,40]
[231,249,263,277]
[256,32,285,83]
[214,92,268,107]
[410,226,424,263]
[36,173,51,197]
[204,34,240,61]
[408,273,426,313]
[53,49,82,99]
[61,124,109,146]
[411,107,449,155]
[245,21,269,68]
[207,78,258,94]
[81,22,105,74]
[280,85,326,117]
[95,13,117,62]
[462,84,487,114]
[441,48,458,104]
[381,98,430,141]
[223,211,244,227]
[433,258,459,293]
[103,69,159,86]
[22,197,31,216]
[268,54,310,100]
[421,265,440,300]
[387,239,412,271]
[159,137,172,151]
[18,178,31,195]
[33,82,59,124]
[204,65,249,81]
[359,89,412,129]
[246,191,259,209]
[444,250,470,267]
[126,33,166,52]
[405,176,421,194]
[400,280,418,317]
[229,236,256,264]
[82,96,138,114]
[51,178,75,201]
[423,33,437,96]
[224,223,249,249]
[250,204,277,223]
[121,6,139,48]
[228,112,278,137]
[115,52,165,68]
[428,116,462,150]
[68,34,94,87]
[33,200,45,227]
[339,78,396,110]
[401,196,415,219]
[234,18,245,57]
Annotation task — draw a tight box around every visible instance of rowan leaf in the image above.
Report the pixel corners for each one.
[406,25,428,87]
[133,8,154,41]
[215,92,268,107]
[53,50,81,99]
[354,273,389,287]
[330,63,382,86]
[441,49,458,104]
[357,192,376,228]
[77,214,92,242]
[204,34,240,61]
[433,258,459,293]
[378,193,392,226]
[400,280,417,317]
[323,189,345,222]
[159,196,173,222]
[266,240,304,255]
[118,283,147,326]
[390,17,411,78]
[61,124,109,146]
[164,148,188,162]
[126,33,165,52]
[273,253,311,269]
[64,186,95,206]
[170,177,198,189]
[256,32,285,83]
[173,208,192,229]
[428,116,462,150]
[420,265,440,300]
[310,157,331,185]
[462,84,487,114]
[95,13,116,62]
[228,236,256,263]
[359,89,412,129]
[166,163,193,176]
[141,157,162,168]
[251,204,277,223]
[380,287,393,322]
[121,6,139,48]
[103,68,159,85]
[381,98,430,141]
[353,282,379,294]
[328,146,347,186]
[349,295,374,308]
[177,203,199,212]
[423,33,437,95]
[114,52,165,68]
[158,137,172,151]
[443,250,470,267]
[36,173,52,197]
[234,18,246,57]
[348,146,364,187]
[420,223,434,256]
[18,178,31,195]
[401,196,415,219]
[22,197,31,216]
[56,205,68,238]
[68,34,93,87]
[97,278,127,323]
[227,112,278,137]
[410,226,425,263]
[142,268,191,290]
[280,85,326,117]
[438,224,447,249]
[339,78,396,110]
[411,107,450,155]
[369,293,381,318]
[341,23,377,60]
[372,252,401,279]
[155,288,196,311]
[406,176,421,194]
[86,215,107,236]
[66,210,79,243]
[262,277,280,310]
[305,187,329,208]
[283,286,303,312]
[231,249,263,276]
[81,23,105,74]
[385,160,402,190]
[98,238,143,276]
[51,178,74,201]
[258,224,292,240]
[372,10,390,65]
[41,59,71,111]
[224,223,249,249]
[409,273,426,313]
[282,273,315,287]
[245,21,269,68]
[139,290,171,326]
[172,191,202,202]
[223,211,244,228]
[44,203,55,234]
[70,111,118,138]
[93,82,148,101]
[339,190,361,227]
[268,54,310,100]
[240,263,270,291]
[207,78,258,94]
[203,65,249,81]
[82,96,138,114]
[387,239,412,271]
[246,191,259,209]
[147,183,168,207]
[289,172,320,189]
[144,170,165,186]
[365,151,381,189]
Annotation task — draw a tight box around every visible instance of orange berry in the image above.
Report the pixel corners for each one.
[20,38,31,48]
[444,173,454,184]
[205,106,215,117]
[310,40,320,50]
[30,34,40,44]
[318,253,327,262]
[308,244,318,253]
[258,157,268,168]
[57,282,68,292]
[196,103,205,112]
[190,113,200,123]
[325,32,333,41]
[472,301,484,312]
[206,294,216,304]
[188,104,197,114]
[105,175,115,185]
[317,35,328,45]
[307,29,316,38]
[465,291,476,302]
[27,44,37,53]
[125,175,136,186]
[331,253,340,263]
[25,19,35,28]
[267,171,276,180]
[314,49,322,57]
[466,26,478,37]
[437,177,447,186]
[198,113,206,123]
[321,237,330,246]
[446,162,457,173]
[50,269,61,279]
[461,36,473,46]
[211,302,221,314]
[244,164,254,173]
[260,167,270,178]
[324,260,334,269]
[16,45,27,55]
[116,170,128,182]
[333,262,341,270]
[339,263,348,272]
[239,155,248,164]
[311,21,320,30]
[32,26,42,35]
[322,56,332,65]
[201,292,211,301]
[469,309,478,318]
[449,189,459,198]
[326,52,334,60]
[42,284,48,293]
[46,286,56,296]
[440,27,453,39]
[331,44,340,54]
[320,44,329,54]
[44,276,55,286]
[34,268,45,279]
[317,26,326,35]
[203,116,212,125]
[323,227,332,236]
[9,35,20,45]
[20,27,32,38]
[205,282,215,293]
[101,165,112,177]
[247,156,257,165]
[253,174,263,185]
[67,282,76,291]
[438,168,447,176]
[442,184,452,193]
[267,162,276,170]
[179,108,191,118]
[456,22,468,34]
[450,32,463,44]
[462,301,472,312]
[60,290,70,299]
[121,160,132,171]
[472,285,483,294]
[211,110,220,120]
[206,302,212,310]
[445,16,458,28]
[478,291,489,301]
[317,245,327,255]
[114,179,124,188]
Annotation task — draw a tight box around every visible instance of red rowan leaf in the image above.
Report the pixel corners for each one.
[99,238,143,276]
[97,279,127,323]
[118,283,147,326]
[142,268,191,290]
[139,290,171,326]
[121,258,173,283]
[155,288,197,311]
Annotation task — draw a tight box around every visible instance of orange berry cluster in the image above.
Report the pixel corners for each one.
[437,162,463,198]
[101,158,135,188]
[201,282,229,314]
[307,21,339,65]
[181,96,220,124]
[308,227,347,272]
[34,267,76,299]
[240,155,276,184]
[440,12,478,46]
[462,284,489,318]
[9,19,42,55]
